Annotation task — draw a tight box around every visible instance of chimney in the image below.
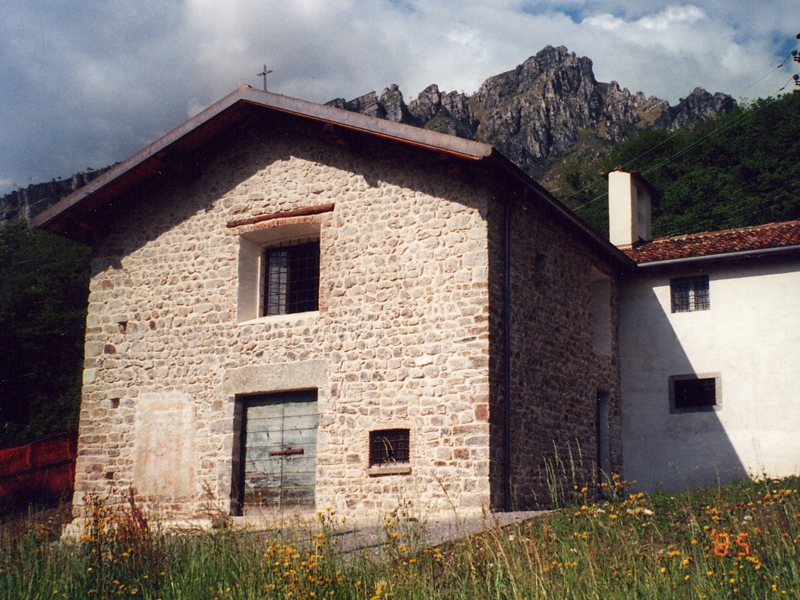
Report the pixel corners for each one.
[608,167,652,247]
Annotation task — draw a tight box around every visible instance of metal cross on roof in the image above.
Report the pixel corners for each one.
[258,65,273,91]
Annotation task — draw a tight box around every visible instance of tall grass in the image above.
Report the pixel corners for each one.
[1,476,799,598]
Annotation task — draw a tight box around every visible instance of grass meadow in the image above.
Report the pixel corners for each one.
[1,475,799,599]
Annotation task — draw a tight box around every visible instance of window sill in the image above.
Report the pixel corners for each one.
[367,464,411,477]
[238,311,319,327]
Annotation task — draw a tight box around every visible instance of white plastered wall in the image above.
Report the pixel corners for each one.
[620,257,800,492]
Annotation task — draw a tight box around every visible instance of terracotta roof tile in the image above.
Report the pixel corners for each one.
[623,221,800,264]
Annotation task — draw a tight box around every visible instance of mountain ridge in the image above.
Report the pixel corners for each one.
[1,45,735,224]
[327,45,735,180]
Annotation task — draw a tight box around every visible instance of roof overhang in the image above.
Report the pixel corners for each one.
[634,243,800,269]
[484,152,635,270]
[32,85,492,238]
[32,85,635,270]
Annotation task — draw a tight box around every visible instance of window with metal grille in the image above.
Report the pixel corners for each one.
[670,275,709,312]
[670,376,719,413]
[262,240,320,316]
[369,429,410,466]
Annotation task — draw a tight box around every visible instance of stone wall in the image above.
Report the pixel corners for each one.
[73,115,494,520]
[488,195,623,509]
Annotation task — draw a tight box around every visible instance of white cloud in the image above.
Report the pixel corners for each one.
[573,4,789,101]
[639,5,706,29]
[0,0,796,196]
[584,14,624,31]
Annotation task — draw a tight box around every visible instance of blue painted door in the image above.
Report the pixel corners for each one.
[242,390,318,509]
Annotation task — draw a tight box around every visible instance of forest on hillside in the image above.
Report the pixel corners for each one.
[558,91,800,238]
[0,222,89,447]
[1,92,799,448]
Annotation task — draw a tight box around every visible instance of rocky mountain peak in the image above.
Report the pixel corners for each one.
[379,84,413,123]
[2,47,737,222]
[521,45,594,87]
[407,84,442,123]
[0,170,108,223]
[656,87,738,130]
[471,46,593,109]
[327,46,736,177]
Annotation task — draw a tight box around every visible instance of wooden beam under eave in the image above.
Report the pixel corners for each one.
[226,203,335,228]
[436,153,475,184]
[56,216,97,244]
[322,123,359,151]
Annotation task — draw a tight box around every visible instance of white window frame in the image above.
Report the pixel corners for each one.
[237,222,321,323]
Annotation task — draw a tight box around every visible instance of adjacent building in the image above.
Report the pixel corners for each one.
[609,171,800,491]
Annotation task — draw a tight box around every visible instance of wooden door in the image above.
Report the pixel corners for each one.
[241,390,318,511]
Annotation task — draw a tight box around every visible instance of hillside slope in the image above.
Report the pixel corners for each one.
[558,92,800,237]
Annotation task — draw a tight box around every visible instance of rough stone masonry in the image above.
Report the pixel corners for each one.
[71,103,621,523]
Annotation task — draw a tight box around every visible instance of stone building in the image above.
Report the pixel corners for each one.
[34,86,632,521]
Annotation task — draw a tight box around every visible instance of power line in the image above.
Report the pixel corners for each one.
[572,89,786,216]
[638,96,778,178]
[778,75,800,92]
[562,46,797,207]
[659,185,800,238]
[615,55,792,173]
[736,53,793,99]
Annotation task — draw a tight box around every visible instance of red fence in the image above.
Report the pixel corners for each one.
[0,432,77,502]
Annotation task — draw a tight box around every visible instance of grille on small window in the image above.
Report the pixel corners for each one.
[263,240,320,316]
[369,429,410,466]
[674,378,716,409]
[671,275,709,313]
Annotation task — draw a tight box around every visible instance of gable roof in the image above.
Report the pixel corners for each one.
[623,221,800,265]
[31,85,635,270]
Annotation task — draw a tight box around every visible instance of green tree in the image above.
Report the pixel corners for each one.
[0,222,90,447]
[572,92,800,237]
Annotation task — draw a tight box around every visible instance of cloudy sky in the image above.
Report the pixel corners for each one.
[1,0,797,196]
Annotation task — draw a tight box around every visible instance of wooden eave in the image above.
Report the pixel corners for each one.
[32,86,492,239]
[31,84,635,270]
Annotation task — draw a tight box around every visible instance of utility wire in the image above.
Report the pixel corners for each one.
[572,90,784,215]
[659,185,800,238]
[778,75,799,92]
[562,50,796,207]
[616,54,792,173]
[638,96,778,178]
[736,53,792,99]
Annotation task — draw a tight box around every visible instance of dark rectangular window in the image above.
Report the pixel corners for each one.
[369,429,410,466]
[671,275,709,313]
[671,376,718,412]
[262,240,320,316]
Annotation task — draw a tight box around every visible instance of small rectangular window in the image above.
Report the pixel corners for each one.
[262,240,320,316]
[670,375,720,413]
[369,429,410,466]
[671,275,709,313]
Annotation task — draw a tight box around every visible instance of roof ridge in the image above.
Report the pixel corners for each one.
[650,220,800,244]
[625,219,800,264]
